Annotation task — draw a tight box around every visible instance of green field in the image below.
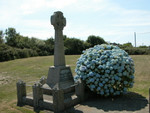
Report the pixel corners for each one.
[0,55,149,113]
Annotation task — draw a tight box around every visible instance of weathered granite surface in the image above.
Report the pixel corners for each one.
[51,11,66,67]
[46,11,74,90]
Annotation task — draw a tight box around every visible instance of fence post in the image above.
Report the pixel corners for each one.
[16,80,26,106]
[53,89,65,112]
[32,82,43,112]
[75,80,85,102]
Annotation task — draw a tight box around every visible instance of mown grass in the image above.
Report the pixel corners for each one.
[129,55,150,97]
[0,55,149,113]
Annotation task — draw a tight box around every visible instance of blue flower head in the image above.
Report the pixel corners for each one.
[100,91,104,95]
[99,83,103,87]
[114,75,119,80]
[110,88,114,93]
[89,72,94,76]
[124,81,128,85]
[97,87,101,91]
[96,74,101,77]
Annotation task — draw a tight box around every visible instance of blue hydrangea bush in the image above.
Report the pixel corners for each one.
[74,44,134,96]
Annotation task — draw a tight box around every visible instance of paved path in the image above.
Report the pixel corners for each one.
[65,92,149,113]
[43,92,148,113]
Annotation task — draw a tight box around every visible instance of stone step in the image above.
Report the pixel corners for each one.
[64,94,80,108]
[41,84,53,95]
[42,83,77,95]
[26,92,78,103]
[24,96,33,106]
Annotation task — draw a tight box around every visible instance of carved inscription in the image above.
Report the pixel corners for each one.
[60,69,73,82]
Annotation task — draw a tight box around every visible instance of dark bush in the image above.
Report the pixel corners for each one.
[0,44,39,62]
[64,38,87,55]
[0,44,15,61]
[124,47,150,55]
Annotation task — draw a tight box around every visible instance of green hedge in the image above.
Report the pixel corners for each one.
[1,44,150,62]
[0,44,38,62]
[124,47,150,55]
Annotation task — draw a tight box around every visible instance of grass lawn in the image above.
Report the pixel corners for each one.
[0,55,149,113]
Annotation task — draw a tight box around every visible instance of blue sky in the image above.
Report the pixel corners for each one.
[0,0,150,46]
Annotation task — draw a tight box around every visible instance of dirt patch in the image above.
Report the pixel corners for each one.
[0,72,13,85]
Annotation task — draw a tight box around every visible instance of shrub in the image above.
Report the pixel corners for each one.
[0,44,15,61]
[124,47,150,55]
[64,38,85,55]
[0,44,38,62]
[74,44,135,96]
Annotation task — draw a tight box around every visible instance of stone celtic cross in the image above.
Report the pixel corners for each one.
[51,11,66,66]
[46,11,74,89]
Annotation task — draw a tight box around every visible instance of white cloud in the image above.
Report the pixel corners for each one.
[0,0,150,46]
[21,19,49,28]
[20,0,45,14]
[107,7,150,27]
[20,0,78,15]
[19,0,108,15]
[46,0,77,9]
[113,23,150,27]
[22,29,53,39]
[67,0,108,12]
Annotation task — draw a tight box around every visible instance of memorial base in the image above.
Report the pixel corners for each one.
[46,65,74,90]
[16,79,85,113]
[16,64,86,113]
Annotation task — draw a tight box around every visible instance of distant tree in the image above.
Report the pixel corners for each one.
[34,38,45,47]
[5,28,32,49]
[63,35,67,40]
[110,42,122,47]
[16,35,31,49]
[138,45,148,48]
[64,37,85,54]
[121,42,133,49]
[45,37,54,45]
[83,42,91,49]
[86,35,106,47]
[5,28,18,46]
[43,37,54,55]
[0,30,4,44]
[28,37,44,48]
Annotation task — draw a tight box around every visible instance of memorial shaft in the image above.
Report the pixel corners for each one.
[54,29,65,66]
[51,11,66,66]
